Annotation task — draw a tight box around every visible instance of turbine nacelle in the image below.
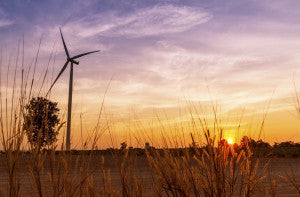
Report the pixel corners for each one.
[68,58,79,65]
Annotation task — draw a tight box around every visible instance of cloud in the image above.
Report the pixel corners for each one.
[67,5,212,38]
[0,19,13,27]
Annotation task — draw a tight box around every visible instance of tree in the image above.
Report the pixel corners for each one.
[240,136,257,148]
[23,97,61,149]
[120,142,127,151]
[274,141,297,148]
[255,139,271,148]
[240,136,271,149]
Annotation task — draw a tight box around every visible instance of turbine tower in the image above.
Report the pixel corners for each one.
[48,28,99,151]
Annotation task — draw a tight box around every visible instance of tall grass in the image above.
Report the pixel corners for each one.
[145,118,269,196]
[0,38,299,197]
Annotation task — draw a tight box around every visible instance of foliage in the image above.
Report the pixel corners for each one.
[274,141,300,148]
[120,142,127,151]
[240,136,271,149]
[23,97,61,149]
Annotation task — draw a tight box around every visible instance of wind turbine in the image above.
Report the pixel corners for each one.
[47,28,99,151]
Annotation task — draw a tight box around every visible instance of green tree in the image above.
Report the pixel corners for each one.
[23,97,62,149]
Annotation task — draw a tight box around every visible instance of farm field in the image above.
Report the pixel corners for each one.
[0,153,299,196]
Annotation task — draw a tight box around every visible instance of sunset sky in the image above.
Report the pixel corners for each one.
[0,0,300,148]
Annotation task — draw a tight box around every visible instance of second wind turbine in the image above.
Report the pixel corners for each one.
[48,28,100,151]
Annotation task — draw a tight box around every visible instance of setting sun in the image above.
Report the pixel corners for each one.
[227,138,233,144]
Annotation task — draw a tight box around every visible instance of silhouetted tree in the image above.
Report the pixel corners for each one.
[240,136,256,148]
[120,142,127,151]
[274,141,297,148]
[257,140,271,148]
[240,136,271,149]
[23,97,62,149]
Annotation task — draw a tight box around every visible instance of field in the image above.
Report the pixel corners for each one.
[0,151,299,196]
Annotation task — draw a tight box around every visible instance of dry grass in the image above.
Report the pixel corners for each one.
[0,39,299,197]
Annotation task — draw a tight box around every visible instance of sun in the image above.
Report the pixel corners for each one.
[227,138,233,144]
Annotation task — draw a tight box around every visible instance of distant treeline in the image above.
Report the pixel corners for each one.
[1,136,299,157]
[237,136,300,157]
[110,136,300,157]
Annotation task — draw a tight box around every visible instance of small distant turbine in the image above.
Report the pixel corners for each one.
[47,28,99,151]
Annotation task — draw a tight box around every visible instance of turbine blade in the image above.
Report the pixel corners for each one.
[72,50,100,60]
[47,61,69,94]
[60,28,70,59]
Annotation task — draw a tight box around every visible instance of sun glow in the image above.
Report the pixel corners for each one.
[227,138,233,144]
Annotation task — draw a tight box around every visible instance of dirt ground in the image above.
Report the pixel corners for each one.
[0,154,299,196]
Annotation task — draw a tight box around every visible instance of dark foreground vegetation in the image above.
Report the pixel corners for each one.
[1,134,300,196]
